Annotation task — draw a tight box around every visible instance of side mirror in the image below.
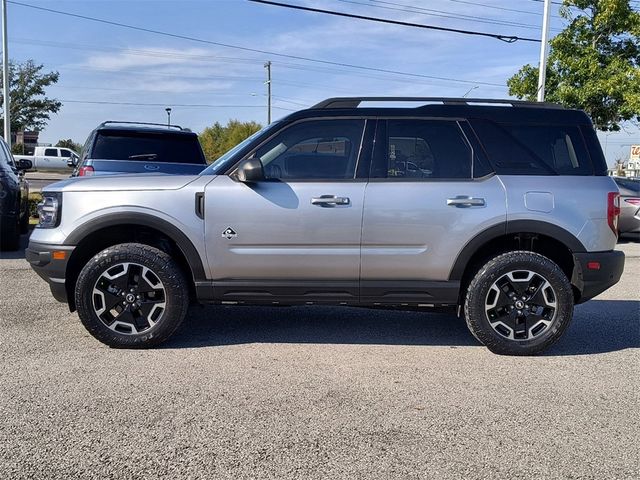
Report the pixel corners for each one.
[68,155,79,167]
[16,158,33,171]
[235,158,264,183]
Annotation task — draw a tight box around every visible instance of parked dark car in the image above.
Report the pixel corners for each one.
[0,137,31,250]
[71,121,208,177]
[613,176,640,239]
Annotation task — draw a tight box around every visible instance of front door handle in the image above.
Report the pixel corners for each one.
[447,196,486,208]
[311,195,351,207]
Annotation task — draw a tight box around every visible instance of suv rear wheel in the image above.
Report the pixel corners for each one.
[464,251,573,355]
[75,243,189,348]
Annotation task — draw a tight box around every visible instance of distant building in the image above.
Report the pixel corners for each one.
[11,131,40,155]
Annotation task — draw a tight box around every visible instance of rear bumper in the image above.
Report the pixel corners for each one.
[572,250,625,303]
[25,241,75,304]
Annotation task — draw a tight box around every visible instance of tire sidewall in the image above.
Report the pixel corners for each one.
[75,243,189,348]
[465,251,574,355]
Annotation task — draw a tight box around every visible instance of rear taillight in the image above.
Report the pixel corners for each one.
[78,166,95,176]
[607,192,621,235]
[624,198,640,206]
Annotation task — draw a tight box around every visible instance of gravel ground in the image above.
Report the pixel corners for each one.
[0,240,638,479]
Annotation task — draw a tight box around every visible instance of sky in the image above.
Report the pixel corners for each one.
[5,0,639,166]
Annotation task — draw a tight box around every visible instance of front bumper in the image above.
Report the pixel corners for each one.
[572,250,625,303]
[26,241,75,304]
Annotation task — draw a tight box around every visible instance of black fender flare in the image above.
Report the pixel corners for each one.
[64,212,207,282]
[448,220,587,281]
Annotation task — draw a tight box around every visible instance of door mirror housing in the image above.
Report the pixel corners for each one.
[16,158,33,171]
[235,158,264,183]
[68,154,79,167]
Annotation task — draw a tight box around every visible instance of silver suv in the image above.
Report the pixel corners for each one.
[27,97,625,355]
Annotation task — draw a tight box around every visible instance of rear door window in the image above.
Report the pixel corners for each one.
[92,131,206,164]
[371,119,472,179]
[44,148,58,157]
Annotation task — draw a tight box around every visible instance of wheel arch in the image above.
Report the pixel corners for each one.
[450,220,587,303]
[63,213,206,311]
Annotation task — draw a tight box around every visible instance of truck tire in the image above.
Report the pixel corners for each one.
[0,215,21,251]
[464,251,573,356]
[75,243,189,348]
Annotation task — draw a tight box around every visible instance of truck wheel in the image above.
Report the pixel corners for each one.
[75,243,189,348]
[464,251,573,356]
[0,216,21,251]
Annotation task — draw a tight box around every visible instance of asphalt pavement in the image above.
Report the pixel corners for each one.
[0,239,638,479]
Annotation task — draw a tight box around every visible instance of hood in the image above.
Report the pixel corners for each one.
[44,173,207,193]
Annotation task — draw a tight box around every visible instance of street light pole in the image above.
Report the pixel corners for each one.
[2,0,10,147]
[536,0,552,102]
[165,107,171,127]
[264,61,271,125]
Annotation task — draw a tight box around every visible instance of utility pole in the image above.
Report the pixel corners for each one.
[536,0,552,102]
[2,0,10,147]
[165,107,171,127]
[264,61,271,125]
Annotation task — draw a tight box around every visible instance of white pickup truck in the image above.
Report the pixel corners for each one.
[15,147,79,172]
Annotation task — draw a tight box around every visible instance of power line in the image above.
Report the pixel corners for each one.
[12,37,508,90]
[249,0,542,43]
[418,0,553,17]
[8,1,512,86]
[335,0,560,31]
[59,99,297,111]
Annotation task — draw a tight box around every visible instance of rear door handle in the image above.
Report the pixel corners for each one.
[311,195,350,207]
[447,196,486,208]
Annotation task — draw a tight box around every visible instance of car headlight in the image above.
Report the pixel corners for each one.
[37,192,62,228]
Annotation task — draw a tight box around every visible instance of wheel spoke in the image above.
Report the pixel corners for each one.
[92,262,166,335]
[485,269,557,342]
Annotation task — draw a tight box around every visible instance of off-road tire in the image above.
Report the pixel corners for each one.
[75,243,189,348]
[464,251,573,356]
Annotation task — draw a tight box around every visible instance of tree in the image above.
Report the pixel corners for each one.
[56,139,83,153]
[0,60,62,132]
[199,119,262,162]
[507,0,640,131]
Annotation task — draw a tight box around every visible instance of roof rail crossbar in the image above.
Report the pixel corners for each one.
[98,121,184,130]
[311,97,564,110]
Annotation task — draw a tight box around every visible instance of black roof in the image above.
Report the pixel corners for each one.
[292,97,592,125]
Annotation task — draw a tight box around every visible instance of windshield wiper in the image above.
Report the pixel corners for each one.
[128,153,158,160]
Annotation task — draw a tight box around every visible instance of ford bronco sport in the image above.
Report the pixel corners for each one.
[27,97,625,355]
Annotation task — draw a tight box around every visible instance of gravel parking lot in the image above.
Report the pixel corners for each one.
[1,239,638,479]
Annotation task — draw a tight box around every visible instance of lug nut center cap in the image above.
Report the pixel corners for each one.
[515,300,525,309]
[125,293,136,303]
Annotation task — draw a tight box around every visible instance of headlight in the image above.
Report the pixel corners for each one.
[37,192,62,228]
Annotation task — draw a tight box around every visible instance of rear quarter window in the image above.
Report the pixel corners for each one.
[91,131,206,164]
[470,120,593,176]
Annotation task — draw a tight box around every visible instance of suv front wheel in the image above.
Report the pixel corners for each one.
[75,243,189,348]
[464,251,574,356]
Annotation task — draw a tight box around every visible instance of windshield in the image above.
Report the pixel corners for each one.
[200,122,280,175]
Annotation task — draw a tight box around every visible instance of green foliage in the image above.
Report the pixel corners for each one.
[0,60,62,132]
[55,139,82,153]
[28,192,42,218]
[11,142,25,155]
[508,0,640,131]
[199,119,262,162]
